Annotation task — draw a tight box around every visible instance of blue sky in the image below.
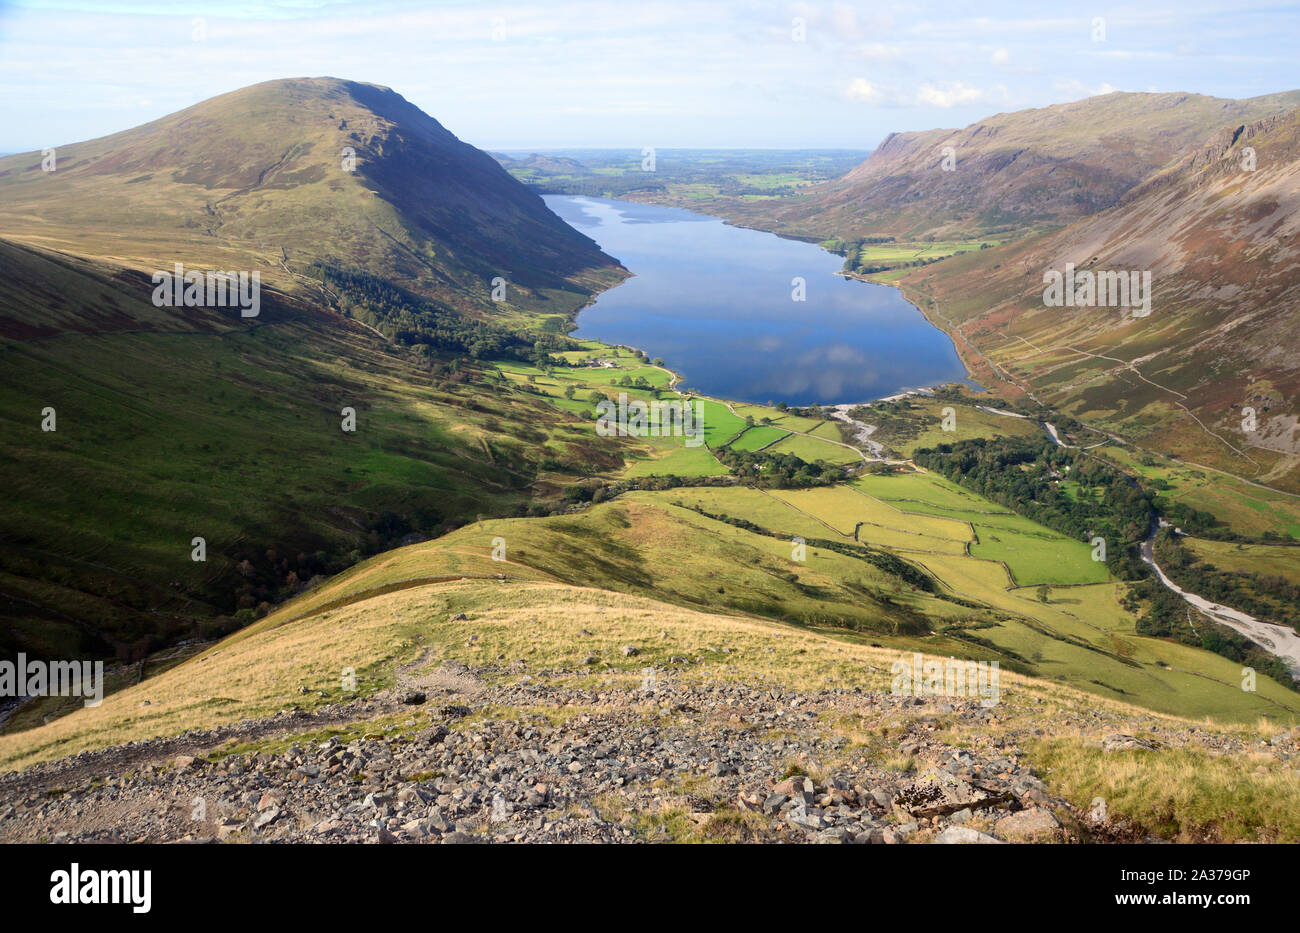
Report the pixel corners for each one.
[1,0,1297,153]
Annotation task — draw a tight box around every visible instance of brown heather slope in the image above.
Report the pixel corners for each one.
[898,107,1300,488]
[0,76,621,319]
[741,90,1300,242]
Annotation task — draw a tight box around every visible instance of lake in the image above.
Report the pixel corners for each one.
[545,195,974,406]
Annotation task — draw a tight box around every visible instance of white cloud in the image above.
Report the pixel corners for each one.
[916,81,985,108]
[844,77,883,104]
[845,78,998,109]
[990,47,1010,65]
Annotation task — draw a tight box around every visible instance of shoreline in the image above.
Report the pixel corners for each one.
[562,196,982,411]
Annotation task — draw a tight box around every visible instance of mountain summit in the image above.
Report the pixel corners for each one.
[0,77,620,317]
[0,78,627,664]
[753,90,1300,241]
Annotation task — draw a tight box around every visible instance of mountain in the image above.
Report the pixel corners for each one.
[897,106,1300,488]
[0,77,622,322]
[3,500,1298,843]
[746,91,1300,241]
[492,152,595,176]
[0,78,629,665]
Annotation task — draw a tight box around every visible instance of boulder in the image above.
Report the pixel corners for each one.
[933,826,1003,844]
[996,808,1062,842]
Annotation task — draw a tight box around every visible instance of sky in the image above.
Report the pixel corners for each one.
[0,0,1297,153]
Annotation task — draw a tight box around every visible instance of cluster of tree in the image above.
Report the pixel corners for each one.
[771,400,831,421]
[843,254,945,276]
[822,235,896,255]
[307,263,574,365]
[851,398,926,449]
[713,448,847,488]
[613,374,655,390]
[1160,500,1224,537]
[227,508,442,624]
[914,436,1152,579]
[925,385,983,402]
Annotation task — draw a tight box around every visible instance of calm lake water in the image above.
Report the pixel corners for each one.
[545,195,973,406]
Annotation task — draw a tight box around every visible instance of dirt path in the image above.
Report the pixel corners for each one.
[0,692,419,799]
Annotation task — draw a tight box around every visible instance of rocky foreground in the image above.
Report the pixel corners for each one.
[0,660,1293,844]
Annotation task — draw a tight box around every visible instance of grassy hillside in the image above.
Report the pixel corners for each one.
[0,77,622,321]
[197,479,1300,722]
[0,79,638,664]
[897,106,1300,494]
[3,546,1297,843]
[0,239,874,669]
[737,90,1300,242]
[0,244,643,662]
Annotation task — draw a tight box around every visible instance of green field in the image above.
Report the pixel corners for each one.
[854,470,1017,516]
[767,431,863,465]
[969,512,1109,585]
[1184,538,1300,577]
[807,419,845,440]
[768,486,971,553]
[634,475,1300,719]
[621,444,730,478]
[852,471,1107,585]
[695,399,748,448]
[725,425,789,451]
[727,403,824,434]
[840,239,1001,276]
